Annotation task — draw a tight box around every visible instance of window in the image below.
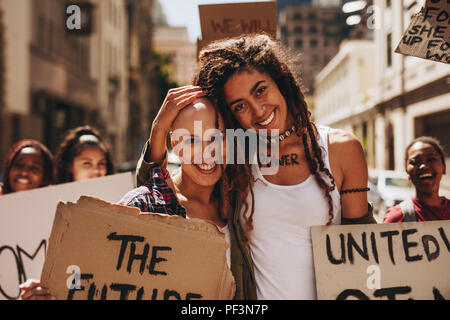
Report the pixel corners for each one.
[295,40,303,49]
[293,13,302,20]
[309,25,318,34]
[294,26,303,34]
[310,39,318,48]
[308,13,317,21]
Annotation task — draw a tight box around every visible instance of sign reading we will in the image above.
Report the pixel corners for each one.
[197,1,277,52]
[41,197,235,300]
[396,0,450,64]
[311,221,450,300]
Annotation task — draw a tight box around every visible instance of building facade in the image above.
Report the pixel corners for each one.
[314,40,377,166]
[279,4,351,95]
[152,25,196,86]
[0,0,130,166]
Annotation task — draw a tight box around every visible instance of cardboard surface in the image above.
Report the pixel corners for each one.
[0,173,134,300]
[40,196,235,300]
[311,220,450,300]
[395,0,450,64]
[198,1,276,53]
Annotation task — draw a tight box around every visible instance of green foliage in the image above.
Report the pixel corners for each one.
[152,50,179,105]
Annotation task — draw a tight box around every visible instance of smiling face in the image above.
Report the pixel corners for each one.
[70,146,107,182]
[172,98,225,188]
[8,147,45,192]
[406,142,446,195]
[223,68,292,134]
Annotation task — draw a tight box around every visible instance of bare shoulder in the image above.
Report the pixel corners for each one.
[327,127,367,178]
[327,128,364,155]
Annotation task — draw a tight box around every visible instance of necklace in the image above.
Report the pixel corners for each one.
[261,125,297,144]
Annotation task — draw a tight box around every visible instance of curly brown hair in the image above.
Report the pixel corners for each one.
[193,34,336,240]
[54,126,115,183]
[1,139,54,194]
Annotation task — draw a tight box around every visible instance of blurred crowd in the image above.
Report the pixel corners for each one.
[0,125,115,195]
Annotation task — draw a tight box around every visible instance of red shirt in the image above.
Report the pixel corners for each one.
[383,197,450,223]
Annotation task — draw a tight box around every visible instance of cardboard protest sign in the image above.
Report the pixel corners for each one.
[0,172,134,300]
[197,1,277,52]
[311,220,450,300]
[395,0,450,64]
[41,196,235,300]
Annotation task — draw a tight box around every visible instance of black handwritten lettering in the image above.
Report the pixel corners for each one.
[433,287,446,300]
[420,25,433,37]
[0,246,21,300]
[402,229,423,262]
[336,289,370,300]
[210,18,233,34]
[67,273,94,300]
[424,7,439,21]
[186,292,203,300]
[426,50,447,61]
[326,234,346,264]
[164,289,181,300]
[0,240,47,300]
[380,231,399,265]
[290,153,299,165]
[347,232,369,264]
[434,25,446,39]
[110,283,137,300]
[436,9,449,23]
[127,242,149,274]
[373,286,411,300]
[408,25,421,35]
[422,235,440,262]
[370,232,379,264]
[149,246,172,276]
[107,233,145,271]
[438,227,450,252]
[136,287,145,300]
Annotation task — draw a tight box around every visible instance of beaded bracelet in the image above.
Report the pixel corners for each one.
[340,187,370,195]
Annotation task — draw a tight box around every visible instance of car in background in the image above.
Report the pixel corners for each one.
[368,169,415,218]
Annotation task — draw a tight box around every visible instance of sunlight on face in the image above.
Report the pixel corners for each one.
[70,146,107,182]
[171,98,226,187]
[9,147,45,192]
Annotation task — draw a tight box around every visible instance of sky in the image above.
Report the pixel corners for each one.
[158,0,272,42]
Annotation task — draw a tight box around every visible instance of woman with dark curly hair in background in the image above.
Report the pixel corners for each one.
[54,126,115,184]
[1,140,53,195]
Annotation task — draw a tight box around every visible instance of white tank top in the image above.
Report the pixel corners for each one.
[241,125,341,300]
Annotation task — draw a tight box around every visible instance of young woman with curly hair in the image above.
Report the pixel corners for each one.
[135,34,375,300]
[384,136,449,222]
[54,126,115,184]
[1,140,53,194]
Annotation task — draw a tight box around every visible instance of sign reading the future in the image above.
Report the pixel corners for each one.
[41,197,235,300]
[311,220,450,300]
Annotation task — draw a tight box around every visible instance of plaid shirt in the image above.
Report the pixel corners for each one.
[117,166,186,218]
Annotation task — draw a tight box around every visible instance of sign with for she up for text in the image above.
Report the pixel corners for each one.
[311,220,450,300]
[40,196,235,300]
[396,0,450,64]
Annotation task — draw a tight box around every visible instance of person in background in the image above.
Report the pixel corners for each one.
[0,139,53,195]
[53,126,115,184]
[384,136,449,222]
